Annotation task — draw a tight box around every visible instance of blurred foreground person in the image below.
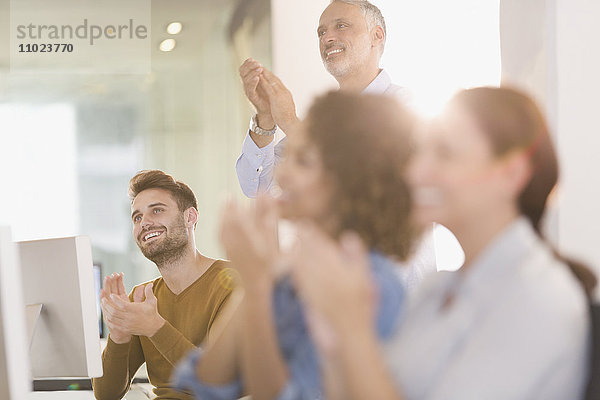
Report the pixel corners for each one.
[173,91,419,400]
[292,87,596,400]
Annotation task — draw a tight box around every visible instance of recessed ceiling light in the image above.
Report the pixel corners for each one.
[159,39,176,52]
[167,22,182,35]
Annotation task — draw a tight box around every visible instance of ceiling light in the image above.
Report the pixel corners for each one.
[159,39,176,52]
[166,22,182,35]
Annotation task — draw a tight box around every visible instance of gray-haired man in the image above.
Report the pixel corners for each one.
[236,0,407,198]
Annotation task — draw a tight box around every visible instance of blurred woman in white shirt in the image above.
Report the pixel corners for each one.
[290,86,596,400]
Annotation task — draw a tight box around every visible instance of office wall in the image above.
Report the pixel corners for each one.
[270,0,500,117]
[270,0,337,116]
[501,0,600,298]
[555,0,600,297]
[0,0,273,290]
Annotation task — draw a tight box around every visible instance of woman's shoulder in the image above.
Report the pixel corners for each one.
[519,240,590,324]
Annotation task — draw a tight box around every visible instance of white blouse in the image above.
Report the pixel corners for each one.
[385,218,590,400]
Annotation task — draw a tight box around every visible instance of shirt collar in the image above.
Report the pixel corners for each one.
[362,69,392,95]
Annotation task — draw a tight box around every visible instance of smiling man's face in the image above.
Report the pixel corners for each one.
[131,188,189,264]
[317,1,376,79]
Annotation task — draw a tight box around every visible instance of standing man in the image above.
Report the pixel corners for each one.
[236,0,406,198]
[92,170,233,400]
[235,0,454,283]
[236,0,465,276]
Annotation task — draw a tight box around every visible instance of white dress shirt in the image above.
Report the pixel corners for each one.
[235,70,462,289]
[235,69,407,198]
[385,217,591,400]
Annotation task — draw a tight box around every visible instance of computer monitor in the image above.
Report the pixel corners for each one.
[17,236,103,379]
[0,226,31,399]
[92,263,105,338]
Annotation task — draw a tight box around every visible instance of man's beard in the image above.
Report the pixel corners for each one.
[322,41,371,80]
[137,216,189,268]
[324,57,352,78]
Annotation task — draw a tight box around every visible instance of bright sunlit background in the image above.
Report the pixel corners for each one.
[0,0,272,290]
[0,0,502,282]
[378,0,501,117]
[0,104,79,240]
[378,0,501,269]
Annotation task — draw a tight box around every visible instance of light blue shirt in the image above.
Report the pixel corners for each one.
[235,70,407,198]
[386,218,590,400]
[173,251,404,400]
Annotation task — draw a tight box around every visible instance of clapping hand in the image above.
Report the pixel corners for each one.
[100,273,132,344]
[290,223,376,354]
[101,277,166,341]
[239,58,299,134]
[240,58,273,124]
[259,67,299,133]
[219,194,280,292]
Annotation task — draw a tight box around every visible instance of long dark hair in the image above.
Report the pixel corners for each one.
[452,86,596,298]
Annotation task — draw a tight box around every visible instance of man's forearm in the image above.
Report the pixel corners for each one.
[148,321,196,366]
[240,284,288,399]
[92,337,137,400]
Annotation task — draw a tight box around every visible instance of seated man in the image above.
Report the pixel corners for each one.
[92,170,233,400]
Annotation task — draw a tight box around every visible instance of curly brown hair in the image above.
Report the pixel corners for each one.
[304,91,417,260]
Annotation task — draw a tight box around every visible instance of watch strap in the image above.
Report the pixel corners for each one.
[250,114,277,136]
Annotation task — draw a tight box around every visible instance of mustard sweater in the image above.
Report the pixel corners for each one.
[92,260,232,400]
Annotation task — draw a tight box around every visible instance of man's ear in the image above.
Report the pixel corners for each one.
[372,25,385,48]
[184,207,199,229]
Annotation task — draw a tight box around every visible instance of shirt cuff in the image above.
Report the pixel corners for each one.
[241,130,276,170]
[173,349,242,400]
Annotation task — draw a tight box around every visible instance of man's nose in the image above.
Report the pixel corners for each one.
[141,216,153,229]
[321,30,336,44]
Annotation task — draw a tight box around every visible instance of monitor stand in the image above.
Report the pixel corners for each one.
[25,304,42,348]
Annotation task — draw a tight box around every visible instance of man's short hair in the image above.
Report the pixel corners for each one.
[128,170,198,212]
[331,0,386,50]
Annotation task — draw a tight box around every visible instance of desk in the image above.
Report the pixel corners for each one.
[27,388,150,399]
[28,392,95,400]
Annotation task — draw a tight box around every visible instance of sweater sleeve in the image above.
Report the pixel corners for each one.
[92,334,145,400]
[148,320,197,367]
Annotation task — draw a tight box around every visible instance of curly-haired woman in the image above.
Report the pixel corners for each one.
[173,91,420,400]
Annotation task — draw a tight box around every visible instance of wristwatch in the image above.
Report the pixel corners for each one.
[250,114,277,136]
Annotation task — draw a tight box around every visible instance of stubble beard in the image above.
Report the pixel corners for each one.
[137,216,190,270]
[323,41,373,82]
[323,56,353,78]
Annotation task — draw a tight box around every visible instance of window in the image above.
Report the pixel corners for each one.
[379,0,501,116]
